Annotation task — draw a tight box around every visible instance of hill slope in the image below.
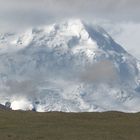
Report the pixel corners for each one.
[0,111,140,140]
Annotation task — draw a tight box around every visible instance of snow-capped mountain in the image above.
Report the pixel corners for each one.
[0,19,140,112]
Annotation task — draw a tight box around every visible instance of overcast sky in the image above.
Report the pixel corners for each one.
[0,0,140,59]
[0,0,140,24]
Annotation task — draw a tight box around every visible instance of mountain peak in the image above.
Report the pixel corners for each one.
[43,19,89,40]
[33,19,125,53]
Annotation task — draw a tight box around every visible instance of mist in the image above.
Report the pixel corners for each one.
[80,60,117,84]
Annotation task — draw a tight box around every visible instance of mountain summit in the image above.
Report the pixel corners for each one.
[0,19,140,112]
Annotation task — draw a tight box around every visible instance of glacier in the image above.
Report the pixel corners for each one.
[0,19,140,112]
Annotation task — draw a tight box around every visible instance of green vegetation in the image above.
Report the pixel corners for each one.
[0,110,140,140]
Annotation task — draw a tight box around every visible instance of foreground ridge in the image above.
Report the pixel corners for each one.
[0,111,140,140]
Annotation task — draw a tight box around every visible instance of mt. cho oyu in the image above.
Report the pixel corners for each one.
[0,19,140,112]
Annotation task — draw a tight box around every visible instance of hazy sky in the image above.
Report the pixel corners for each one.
[0,0,140,58]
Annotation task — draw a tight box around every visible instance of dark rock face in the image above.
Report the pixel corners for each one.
[0,104,11,110]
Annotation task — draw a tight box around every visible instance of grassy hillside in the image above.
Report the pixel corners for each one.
[0,110,140,140]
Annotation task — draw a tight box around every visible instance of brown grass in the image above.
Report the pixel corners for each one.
[0,110,140,140]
